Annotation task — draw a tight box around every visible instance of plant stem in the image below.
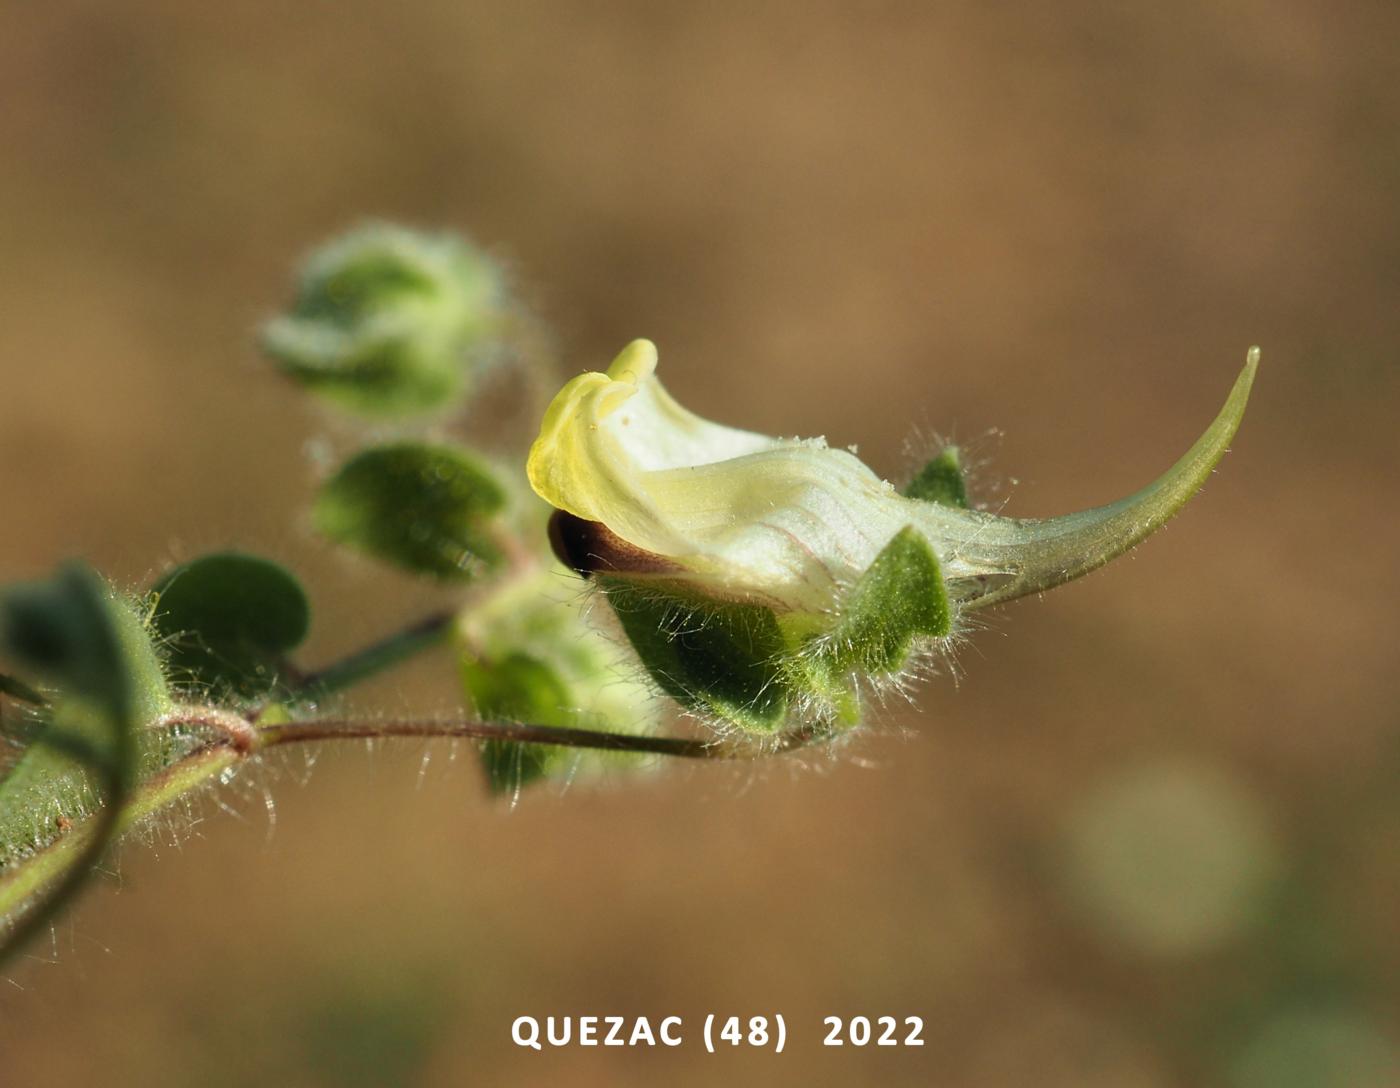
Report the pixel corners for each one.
[0,759,121,969]
[0,673,47,707]
[0,743,243,939]
[283,609,457,708]
[0,709,822,941]
[257,717,822,760]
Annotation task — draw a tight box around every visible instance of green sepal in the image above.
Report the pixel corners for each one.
[262,223,501,417]
[904,446,969,508]
[150,552,310,702]
[814,526,951,678]
[600,578,789,733]
[314,442,506,581]
[462,651,572,794]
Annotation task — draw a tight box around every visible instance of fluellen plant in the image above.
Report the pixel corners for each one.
[0,223,1259,965]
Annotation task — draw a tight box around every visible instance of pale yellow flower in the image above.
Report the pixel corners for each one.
[528,339,1258,619]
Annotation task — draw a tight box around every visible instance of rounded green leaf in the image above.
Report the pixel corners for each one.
[315,442,506,581]
[151,552,310,700]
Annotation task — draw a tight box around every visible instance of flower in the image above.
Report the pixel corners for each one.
[527,340,1257,733]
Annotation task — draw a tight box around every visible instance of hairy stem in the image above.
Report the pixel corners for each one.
[0,743,243,944]
[1,708,821,940]
[258,716,822,760]
[0,757,122,969]
[0,674,47,707]
[281,609,457,709]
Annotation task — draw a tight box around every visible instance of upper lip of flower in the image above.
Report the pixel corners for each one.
[528,339,1258,613]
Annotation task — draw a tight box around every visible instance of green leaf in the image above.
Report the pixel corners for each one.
[1,563,134,720]
[315,443,506,581]
[265,324,460,417]
[462,651,572,794]
[601,578,789,733]
[261,223,502,417]
[904,446,969,508]
[290,231,445,327]
[151,552,310,700]
[0,564,150,958]
[817,526,951,677]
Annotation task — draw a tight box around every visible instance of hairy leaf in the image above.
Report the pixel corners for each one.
[151,552,310,701]
[0,564,154,953]
[315,442,506,580]
[1,564,134,718]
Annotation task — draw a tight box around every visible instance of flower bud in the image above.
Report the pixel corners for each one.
[458,570,661,793]
[527,340,1257,734]
[261,223,504,417]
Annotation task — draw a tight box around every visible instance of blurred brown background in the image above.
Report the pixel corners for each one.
[2,2,1398,1085]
